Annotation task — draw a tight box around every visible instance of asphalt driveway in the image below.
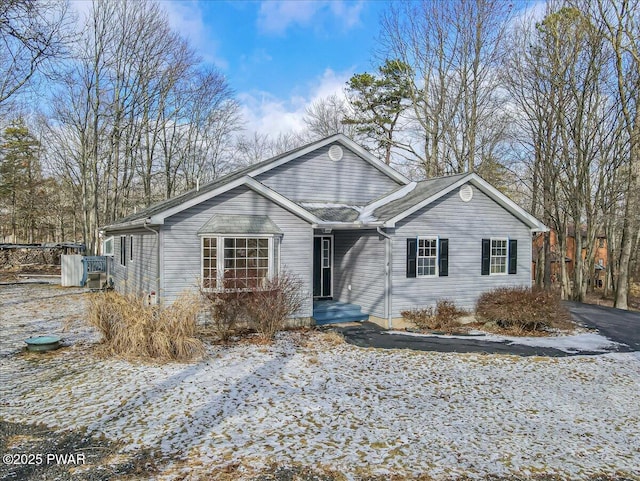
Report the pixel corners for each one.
[565,301,640,350]
[333,302,639,357]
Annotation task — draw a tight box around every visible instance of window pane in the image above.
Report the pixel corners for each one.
[220,237,272,289]
[490,239,507,274]
[416,238,437,276]
[202,237,218,289]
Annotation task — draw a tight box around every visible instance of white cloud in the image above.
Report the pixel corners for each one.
[238,68,352,137]
[162,0,228,69]
[257,0,364,35]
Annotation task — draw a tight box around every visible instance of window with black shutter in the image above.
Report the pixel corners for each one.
[439,239,449,277]
[406,238,417,278]
[508,239,518,274]
[481,238,490,275]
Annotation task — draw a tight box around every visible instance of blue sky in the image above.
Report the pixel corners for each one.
[161,0,388,135]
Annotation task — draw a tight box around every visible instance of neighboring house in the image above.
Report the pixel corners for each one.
[532,226,608,288]
[102,134,547,328]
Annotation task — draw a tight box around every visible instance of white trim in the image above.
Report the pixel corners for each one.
[489,237,509,276]
[102,236,114,256]
[416,236,439,277]
[366,182,417,212]
[246,134,410,185]
[151,176,322,225]
[200,234,277,292]
[313,234,334,298]
[384,174,548,232]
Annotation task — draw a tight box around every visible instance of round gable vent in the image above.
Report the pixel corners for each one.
[328,145,344,161]
[459,184,473,202]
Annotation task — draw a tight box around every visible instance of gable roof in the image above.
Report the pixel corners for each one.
[102,135,545,233]
[376,173,547,231]
[103,134,409,230]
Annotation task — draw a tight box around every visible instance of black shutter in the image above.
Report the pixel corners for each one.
[406,238,417,278]
[439,239,449,277]
[508,239,518,274]
[481,238,490,275]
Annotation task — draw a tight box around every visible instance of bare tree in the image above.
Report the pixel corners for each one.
[582,0,640,309]
[303,94,359,139]
[379,0,513,177]
[0,0,73,107]
[46,0,240,253]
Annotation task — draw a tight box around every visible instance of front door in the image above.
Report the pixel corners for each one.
[313,236,332,298]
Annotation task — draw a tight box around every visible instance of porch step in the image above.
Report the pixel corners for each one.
[313,300,369,325]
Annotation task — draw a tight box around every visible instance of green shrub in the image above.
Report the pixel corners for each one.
[402,299,467,331]
[475,286,573,333]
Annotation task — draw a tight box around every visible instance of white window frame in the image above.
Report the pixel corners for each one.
[102,236,114,256]
[490,237,508,275]
[417,236,439,277]
[200,234,279,291]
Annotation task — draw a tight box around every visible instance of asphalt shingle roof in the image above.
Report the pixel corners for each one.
[373,173,468,221]
[197,214,283,235]
[104,139,322,228]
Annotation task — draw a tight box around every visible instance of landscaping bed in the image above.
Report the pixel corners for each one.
[1,284,639,480]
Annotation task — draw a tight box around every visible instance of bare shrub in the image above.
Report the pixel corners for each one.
[200,283,250,343]
[245,271,304,342]
[87,291,205,362]
[402,299,467,331]
[475,287,573,333]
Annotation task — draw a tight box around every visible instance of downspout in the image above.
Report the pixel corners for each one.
[377,226,393,329]
[143,219,161,305]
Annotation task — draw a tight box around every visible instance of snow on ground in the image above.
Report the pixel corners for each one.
[1,284,640,480]
[387,330,625,354]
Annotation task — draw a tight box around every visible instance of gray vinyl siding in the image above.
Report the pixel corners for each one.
[162,185,313,316]
[391,184,532,316]
[110,231,158,297]
[256,144,402,204]
[333,230,386,318]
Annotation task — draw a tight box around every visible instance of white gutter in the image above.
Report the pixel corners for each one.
[377,226,393,329]
[143,219,161,305]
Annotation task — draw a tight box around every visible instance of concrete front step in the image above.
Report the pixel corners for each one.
[313,300,362,313]
[314,313,369,325]
[313,300,368,325]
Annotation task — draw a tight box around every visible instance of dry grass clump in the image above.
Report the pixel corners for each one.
[402,299,467,332]
[475,286,574,334]
[317,330,345,346]
[88,291,205,362]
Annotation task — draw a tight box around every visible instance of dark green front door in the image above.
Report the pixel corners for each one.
[313,236,332,298]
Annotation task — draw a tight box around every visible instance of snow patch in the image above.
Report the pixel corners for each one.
[387,330,624,353]
[2,284,639,480]
[299,182,417,224]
